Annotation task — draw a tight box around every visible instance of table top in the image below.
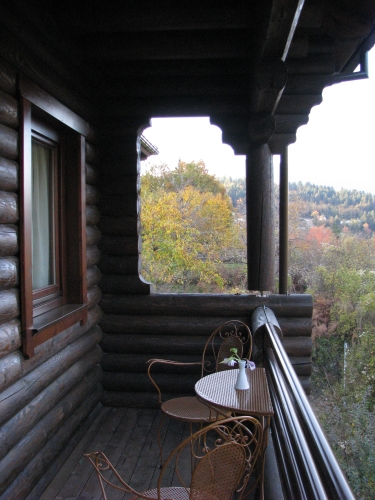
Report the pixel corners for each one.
[195,368,274,417]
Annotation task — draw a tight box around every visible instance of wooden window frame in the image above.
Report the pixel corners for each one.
[19,80,88,358]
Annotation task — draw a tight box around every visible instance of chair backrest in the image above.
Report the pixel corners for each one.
[190,442,246,499]
[201,320,252,377]
[158,415,263,500]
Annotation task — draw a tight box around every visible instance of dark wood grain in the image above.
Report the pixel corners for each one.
[0,328,102,427]
[0,156,17,192]
[0,191,18,223]
[0,382,102,498]
[0,224,18,256]
[86,245,101,267]
[0,257,18,290]
[86,205,101,226]
[0,319,21,358]
[86,265,102,289]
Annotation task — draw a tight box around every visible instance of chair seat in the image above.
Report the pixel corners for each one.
[130,486,190,499]
[161,396,229,423]
[130,486,219,499]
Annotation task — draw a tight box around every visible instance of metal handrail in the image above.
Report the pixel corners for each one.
[251,306,355,500]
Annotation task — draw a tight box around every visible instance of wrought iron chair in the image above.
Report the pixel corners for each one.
[147,320,252,464]
[85,415,263,500]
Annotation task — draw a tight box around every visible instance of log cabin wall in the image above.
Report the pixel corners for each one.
[99,293,313,408]
[0,58,104,499]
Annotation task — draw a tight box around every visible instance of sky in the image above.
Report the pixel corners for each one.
[142,48,375,194]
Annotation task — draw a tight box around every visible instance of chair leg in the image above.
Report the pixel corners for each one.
[157,412,166,468]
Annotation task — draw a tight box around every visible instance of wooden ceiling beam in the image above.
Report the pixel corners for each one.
[259,0,306,61]
[76,30,256,62]
[56,1,256,34]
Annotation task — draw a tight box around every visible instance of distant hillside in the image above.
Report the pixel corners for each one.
[288,182,375,232]
[220,177,375,233]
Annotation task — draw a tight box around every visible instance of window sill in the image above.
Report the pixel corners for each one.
[32,304,87,348]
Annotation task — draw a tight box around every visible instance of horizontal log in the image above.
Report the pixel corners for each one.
[274,114,309,135]
[0,351,22,392]
[0,288,19,325]
[3,390,102,500]
[276,94,323,115]
[277,317,312,337]
[0,328,102,427]
[0,156,17,192]
[85,141,100,165]
[99,293,313,318]
[0,60,16,96]
[86,163,99,185]
[86,225,101,246]
[99,274,151,295]
[0,319,21,358]
[0,256,18,289]
[101,352,205,373]
[0,89,18,129]
[86,245,101,267]
[0,123,18,161]
[268,133,297,154]
[3,387,103,500]
[86,184,101,205]
[98,216,139,238]
[101,333,219,355]
[0,191,18,223]
[284,74,331,95]
[299,376,311,395]
[99,255,140,275]
[0,348,102,461]
[98,194,139,217]
[100,314,250,337]
[293,364,312,377]
[0,366,102,495]
[87,285,102,309]
[286,54,335,75]
[98,235,140,256]
[0,224,18,256]
[86,205,101,226]
[86,265,102,289]
[0,314,102,393]
[100,175,140,196]
[102,371,198,393]
[281,337,312,357]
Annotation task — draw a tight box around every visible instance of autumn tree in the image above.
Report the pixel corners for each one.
[141,161,243,292]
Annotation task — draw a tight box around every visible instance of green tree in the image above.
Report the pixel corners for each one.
[141,161,241,291]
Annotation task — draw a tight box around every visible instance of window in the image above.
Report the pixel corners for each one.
[20,82,88,358]
[31,122,62,312]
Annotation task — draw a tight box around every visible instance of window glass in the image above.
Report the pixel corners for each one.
[31,139,57,290]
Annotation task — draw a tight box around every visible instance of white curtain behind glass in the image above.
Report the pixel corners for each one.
[32,140,54,290]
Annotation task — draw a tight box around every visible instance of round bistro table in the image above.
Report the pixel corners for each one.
[195,368,274,500]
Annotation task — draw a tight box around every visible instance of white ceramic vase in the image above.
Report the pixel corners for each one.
[235,359,249,390]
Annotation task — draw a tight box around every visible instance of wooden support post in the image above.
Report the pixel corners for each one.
[246,114,276,292]
[279,146,289,293]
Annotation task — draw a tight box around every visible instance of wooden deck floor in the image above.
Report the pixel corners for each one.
[38,407,191,500]
[35,406,282,500]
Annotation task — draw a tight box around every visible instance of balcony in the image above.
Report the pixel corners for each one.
[32,304,353,500]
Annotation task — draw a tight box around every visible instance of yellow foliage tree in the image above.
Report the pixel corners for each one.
[141,161,239,291]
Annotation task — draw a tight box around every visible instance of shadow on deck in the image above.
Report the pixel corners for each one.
[36,406,282,500]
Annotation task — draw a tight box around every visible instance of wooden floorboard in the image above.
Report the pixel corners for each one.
[39,407,282,499]
[40,407,191,500]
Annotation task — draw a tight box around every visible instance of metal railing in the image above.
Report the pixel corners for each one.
[252,306,355,500]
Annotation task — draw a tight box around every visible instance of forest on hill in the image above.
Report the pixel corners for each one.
[221,176,375,234]
[141,164,375,498]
